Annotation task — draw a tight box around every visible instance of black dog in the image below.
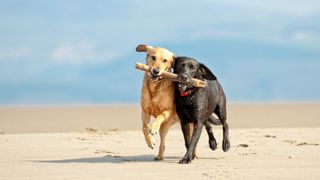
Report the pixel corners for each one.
[174,56,230,164]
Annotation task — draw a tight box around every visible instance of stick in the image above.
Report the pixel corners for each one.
[135,62,206,87]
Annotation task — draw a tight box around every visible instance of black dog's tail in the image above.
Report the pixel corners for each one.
[208,115,222,125]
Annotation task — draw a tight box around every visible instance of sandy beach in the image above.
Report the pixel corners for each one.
[0,103,320,179]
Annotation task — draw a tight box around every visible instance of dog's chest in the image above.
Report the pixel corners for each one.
[148,81,163,94]
[144,79,174,116]
[176,91,211,120]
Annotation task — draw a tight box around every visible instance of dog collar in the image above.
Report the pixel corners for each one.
[180,88,195,97]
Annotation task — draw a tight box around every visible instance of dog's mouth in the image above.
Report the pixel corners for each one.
[151,74,159,81]
[178,83,189,92]
[148,72,161,81]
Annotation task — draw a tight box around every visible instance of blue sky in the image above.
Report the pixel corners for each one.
[0,0,319,104]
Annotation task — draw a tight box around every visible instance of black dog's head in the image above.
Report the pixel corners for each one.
[174,57,216,92]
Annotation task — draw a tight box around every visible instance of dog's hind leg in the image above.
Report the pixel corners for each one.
[155,117,178,161]
[215,105,230,152]
[204,119,217,151]
[141,111,156,149]
[207,114,222,125]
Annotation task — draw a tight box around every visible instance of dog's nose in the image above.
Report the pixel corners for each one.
[180,74,189,81]
[152,69,159,75]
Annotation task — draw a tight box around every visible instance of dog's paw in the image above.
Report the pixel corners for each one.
[178,156,192,164]
[149,129,158,135]
[145,135,156,149]
[150,123,160,135]
[154,156,164,161]
[209,139,217,151]
[222,139,230,152]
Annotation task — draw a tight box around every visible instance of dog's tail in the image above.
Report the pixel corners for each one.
[208,115,222,125]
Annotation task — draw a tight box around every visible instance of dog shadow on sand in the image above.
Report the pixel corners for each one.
[30,155,182,164]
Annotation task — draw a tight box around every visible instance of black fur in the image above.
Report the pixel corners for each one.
[174,57,230,164]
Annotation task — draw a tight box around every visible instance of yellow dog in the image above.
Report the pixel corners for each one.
[136,44,179,160]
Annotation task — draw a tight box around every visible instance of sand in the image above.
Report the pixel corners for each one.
[0,103,320,179]
[1,103,320,133]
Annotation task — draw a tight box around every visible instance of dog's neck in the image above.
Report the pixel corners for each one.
[145,73,172,94]
[179,86,196,97]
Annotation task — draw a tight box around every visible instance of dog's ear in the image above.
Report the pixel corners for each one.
[173,56,182,73]
[171,55,176,67]
[136,44,153,52]
[199,63,217,80]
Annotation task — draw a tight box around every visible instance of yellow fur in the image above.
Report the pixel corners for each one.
[137,44,179,160]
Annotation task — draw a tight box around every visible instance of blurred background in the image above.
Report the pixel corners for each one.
[0,0,320,105]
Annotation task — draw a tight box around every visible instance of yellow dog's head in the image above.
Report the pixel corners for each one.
[136,44,175,80]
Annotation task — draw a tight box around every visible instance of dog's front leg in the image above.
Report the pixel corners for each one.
[141,111,156,149]
[179,122,204,164]
[150,110,171,135]
[181,120,192,150]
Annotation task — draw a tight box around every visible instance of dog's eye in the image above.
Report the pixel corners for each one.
[163,59,168,63]
[150,56,156,61]
[189,64,195,70]
[181,63,186,68]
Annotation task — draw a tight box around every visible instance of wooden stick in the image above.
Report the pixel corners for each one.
[135,62,206,87]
